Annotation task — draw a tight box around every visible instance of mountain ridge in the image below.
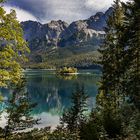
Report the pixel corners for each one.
[21,7,113,68]
[21,7,112,49]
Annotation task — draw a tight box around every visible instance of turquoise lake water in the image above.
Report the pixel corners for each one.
[0,69,101,129]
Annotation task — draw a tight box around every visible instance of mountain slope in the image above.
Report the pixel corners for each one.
[21,8,112,68]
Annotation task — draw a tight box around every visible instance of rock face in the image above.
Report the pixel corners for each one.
[21,20,68,50]
[59,18,105,47]
[21,7,112,53]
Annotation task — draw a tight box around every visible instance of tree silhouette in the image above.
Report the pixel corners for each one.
[60,84,88,137]
[3,79,39,139]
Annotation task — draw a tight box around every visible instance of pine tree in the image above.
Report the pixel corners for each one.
[99,0,125,96]
[96,0,140,139]
[0,1,29,87]
[4,79,38,139]
[122,0,140,110]
[119,0,140,138]
[97,0,125,138]
[60,85,88,137]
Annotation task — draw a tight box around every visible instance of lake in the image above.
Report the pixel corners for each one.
[0,69,101,129]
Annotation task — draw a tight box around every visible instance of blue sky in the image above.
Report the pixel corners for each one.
[4,0,128,23]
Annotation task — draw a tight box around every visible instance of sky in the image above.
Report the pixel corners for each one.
[3,0,128,23]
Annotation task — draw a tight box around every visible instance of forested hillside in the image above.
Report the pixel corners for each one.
[21,8,113,68]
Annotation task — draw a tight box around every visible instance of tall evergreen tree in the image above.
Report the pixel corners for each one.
[60,85,88,137]
[4,79,38,139]
[96,0,140,139]
[122,0,140,110]
[98,0,125,96]
[97,0,125,138]
[119,0,140,138]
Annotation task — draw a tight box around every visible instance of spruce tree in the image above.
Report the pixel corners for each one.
[60,85,88,137]
[120,0,140,138]
[4,79,38,139]
[97,0,140,139]
[97,0,125,138]
[122,0,140,110]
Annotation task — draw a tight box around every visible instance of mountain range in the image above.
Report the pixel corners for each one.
[21,7,112,68]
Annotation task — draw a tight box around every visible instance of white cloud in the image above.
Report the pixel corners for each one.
[6,0,128,23]
[85,0,128,11]
[37,0,89,23]
[40,0,128,23]
[85,0,113,11]
[3,5,38,22]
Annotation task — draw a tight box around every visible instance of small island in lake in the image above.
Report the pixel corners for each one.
[56,67,78,75]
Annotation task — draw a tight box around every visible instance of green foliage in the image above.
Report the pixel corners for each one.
[0,0,5,3]
[57,67,78,75]
[119,1,140,138]
[49,126,80,140]
[57,74,77,80]
[27,51,101,69]
[96,0,140,139]
[122,0,140,111]
[60,85,88,137]
[2,127,80,140]
[97,0,125,138]
[0,0,140,140]
[0,5,29,87]
[0,79,38,139]
[79,122,98,140]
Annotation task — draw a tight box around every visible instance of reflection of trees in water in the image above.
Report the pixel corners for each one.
[46,87,63,115]
[25,73,100,116]
[0,79,39,139]
[27,85,64,115]
[57,74,77,80]
[27,75,67,115]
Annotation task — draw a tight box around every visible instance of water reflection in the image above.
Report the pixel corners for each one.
[0,69,101,129]
[57,74,78,80]
[26,70,100,116]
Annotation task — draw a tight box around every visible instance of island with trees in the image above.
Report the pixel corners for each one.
[56,67,78,75]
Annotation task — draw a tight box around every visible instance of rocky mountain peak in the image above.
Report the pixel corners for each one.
[105,7,113,15]
[69,20,88,30]
[46,20,68,29]
[42,20,69,46]
[21,20,43,41]
[89,12,104,21]
[21,7,112,50]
